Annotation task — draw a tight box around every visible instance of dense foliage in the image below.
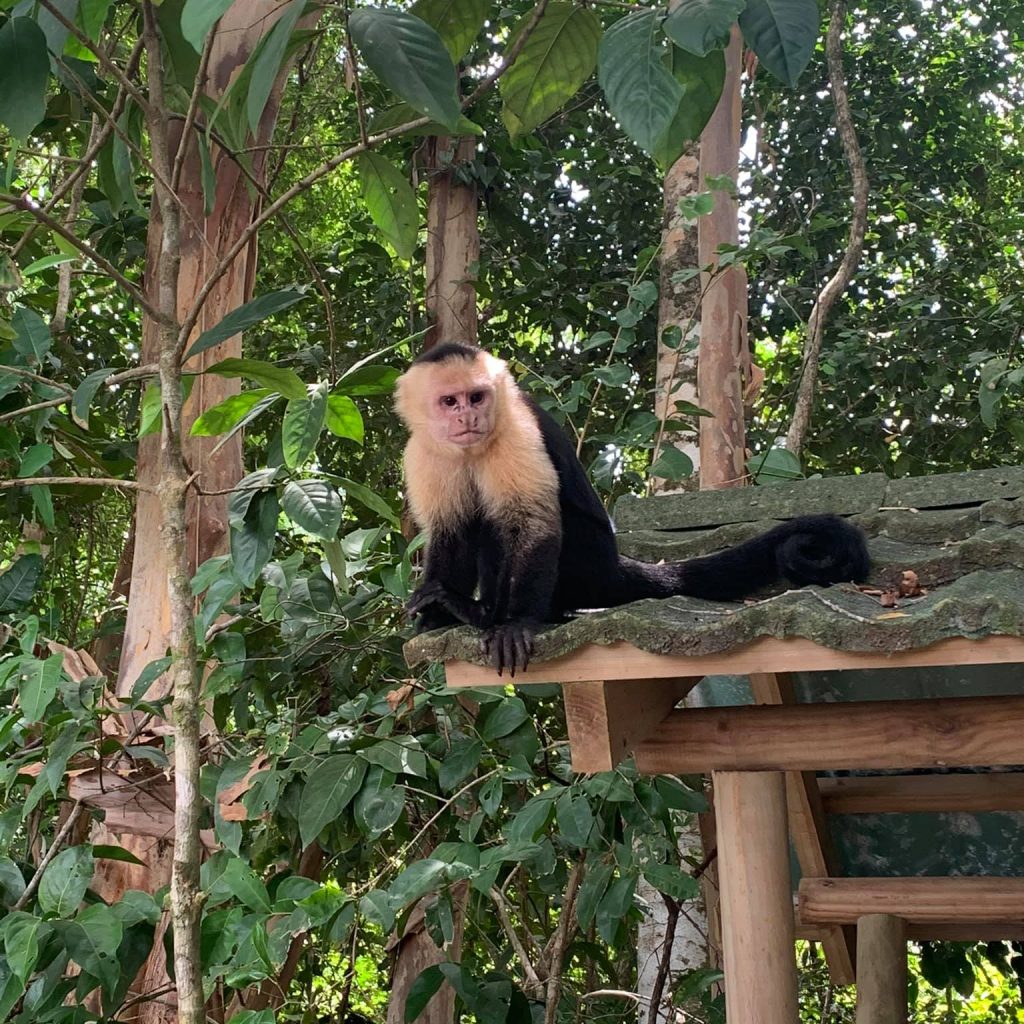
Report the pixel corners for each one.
[0,0,1021,1021]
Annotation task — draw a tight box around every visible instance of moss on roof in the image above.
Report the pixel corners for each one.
[404,465,1024,668]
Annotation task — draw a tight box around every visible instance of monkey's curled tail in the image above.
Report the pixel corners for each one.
[610,514,870,605]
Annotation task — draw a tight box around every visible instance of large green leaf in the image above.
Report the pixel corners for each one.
[246,0,304,134]
[282,383,328,469]
[221,857,272,914]
[0,18,49,140]
[405,965,445,1022]
[184,289,307,360]
[0,555,43,613]
[355,153,419,261]
[653,46,727,167]
[738,0,819,87]
[190,389,275,437]
[38,846,94,917]
[325,394,364,443]
[370,102,483,137]
[205,358,306,400]
[410,0,487,61]
[598,11,683,158]
[337,477,398,526]
[71,368,115,429]
[298,755,367,847]
[334,364,400,396]
[281,480,343,539]
[499,3,601,137]
[231,489,279,587]
[18,444,51,478]
[349,8,460,131]
[180,0,235,52]
[3,913,48,983]
[12,306,51,366]
[663,0,745,56]
[64,904,122,990]
[19,653,63,724]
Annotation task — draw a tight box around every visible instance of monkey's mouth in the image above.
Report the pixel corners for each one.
[451,429,485,445]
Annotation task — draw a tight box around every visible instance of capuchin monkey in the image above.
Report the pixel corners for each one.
[395,343,870,675]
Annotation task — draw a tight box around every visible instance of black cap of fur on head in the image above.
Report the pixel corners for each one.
[413,342,481,365]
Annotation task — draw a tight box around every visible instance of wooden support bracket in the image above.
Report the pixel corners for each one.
[562,677,699,773]
[819,772,1024,814]
[634,694,1024,773]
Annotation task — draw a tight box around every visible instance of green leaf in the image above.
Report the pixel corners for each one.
[3,912,47,983]
[205,358,306,400]
[12,306,51,365]
[438,738,482,792]
[92,844,146,866]
[369,102,483,137]
[575,860,613,929]
[80,0,114,41]
[325,394,364,443]
[748,447,803,484]
[410,0,487,61]
[38,846,94,917]
[138,381,162,438]
[338,476,398,526]
[555,790,596,848]
[0,18,49,139]
[653,46,726,167]
[180,0,235,52]
[221,857,272,914]
[663,0,745,56]
[247,0,304,134]
[19,653,63,723]
[360,737,428,778]
[184,289,307,360]
[231,489,279,587]
[506,793,555,843]
[388,859,468,910]
[71,368,115,429]
[334,364,400,396]
[18,444,51,478]
[596,871,636,943]
[647,446,694,482]
[499,4,601,137]
[349,8,460,131]
[197,133,217,216]
[228,468,279,527]
[356,153,419,261]
[281,480,343,539]
[0,554,42,612]
[738,0,819,87]
[480,697,529,741]
[64,903,123,989]
[405,964,445,1022]
[22,253,75,277]
[0,857,26,907]
[598,11,683,158]
[642,862,700,902]
[191,389,275,436]
[282,383,328,469]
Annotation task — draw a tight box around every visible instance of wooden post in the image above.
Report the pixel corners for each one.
[714,771,797,1023]
[856,915,907,1024]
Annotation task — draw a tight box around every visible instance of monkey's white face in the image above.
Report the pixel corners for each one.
[430,383,496,447]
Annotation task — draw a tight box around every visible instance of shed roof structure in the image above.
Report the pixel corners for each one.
[406,465,1024,1022]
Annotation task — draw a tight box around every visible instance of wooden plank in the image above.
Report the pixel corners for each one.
[856,915,907,1024]
[800,877,1024,925]
[562,677,699,773]
[819,773,1024,814]
[634,694,1024,774]
[444,634,1024,688]
[800,921,1024,942]
[749,673,855,987]
[715,770,798,1023]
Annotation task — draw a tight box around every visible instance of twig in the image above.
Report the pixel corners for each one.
[490,887,545,998]
[12,801,86,910]
[172,30,215,193]
[0,363,158,424]
[543,857,584,1024]
[0,365,73,394]
[647,894,679,1024]
[0,476,148,491]
[785,0,869,457]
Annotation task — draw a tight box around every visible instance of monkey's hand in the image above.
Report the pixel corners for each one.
[407,581,490,628]
[482,619,539,677]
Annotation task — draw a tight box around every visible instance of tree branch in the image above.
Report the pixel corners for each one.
[785,0,869,457]
[0,476,148,491]
[490,887,545,998]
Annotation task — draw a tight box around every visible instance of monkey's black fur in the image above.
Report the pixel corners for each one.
[405,344,870,673]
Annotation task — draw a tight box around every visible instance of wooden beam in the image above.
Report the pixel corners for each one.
[444,634,1024,688]
[562,677,698,773]
[819,773,1024,814]
[856,916,907,1024]
[749,674,855,987]
[800,877,1024,925]
[715,771,798,1023]
[800,921,1024,942]
[633,694,1024,774]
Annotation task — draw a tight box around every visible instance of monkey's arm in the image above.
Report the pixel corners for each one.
[408,524,491,632]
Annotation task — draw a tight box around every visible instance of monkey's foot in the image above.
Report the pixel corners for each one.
[407,581,489,629]
[482,620,538,677]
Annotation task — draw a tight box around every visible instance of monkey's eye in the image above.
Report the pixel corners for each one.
[469,391,485,405]
[440,395,457,407]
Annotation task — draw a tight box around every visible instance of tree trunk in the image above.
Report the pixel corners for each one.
[88,6,298,1020]
[388,133,479,1024]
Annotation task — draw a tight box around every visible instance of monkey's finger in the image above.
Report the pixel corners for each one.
[514,630,533,674]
